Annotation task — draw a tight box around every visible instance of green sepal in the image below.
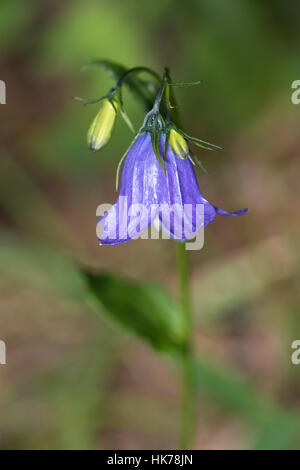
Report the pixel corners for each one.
[120,109,135,134]
[115,151,127,192]
[74,95,105,106]
[182,131,222,151]
[188,155,196,166]
[139,108,165,171]
[112,87,135,134]
[108,98,118,112]
[75,85,119,107]
[193,155,208,174]
[151,132,165,171]
[168,80,202,88]
[163,129,170,162]
[189,151,208,174]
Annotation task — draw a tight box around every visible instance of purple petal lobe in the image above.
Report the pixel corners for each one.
[98,133,167,245]
[158,135,247,241]
[214,207,248,216]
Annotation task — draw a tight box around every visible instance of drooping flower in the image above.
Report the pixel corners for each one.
[87,98,118,152]
[97,132,247,245]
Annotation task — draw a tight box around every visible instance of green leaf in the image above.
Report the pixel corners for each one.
[252,413,300,450]
[84,59,159,111]
[192,354,300,449]
[82,271,186,352]
[193,355,278,424]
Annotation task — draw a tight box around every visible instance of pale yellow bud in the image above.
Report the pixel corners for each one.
[87,98,118,152]
[169,129,189,159]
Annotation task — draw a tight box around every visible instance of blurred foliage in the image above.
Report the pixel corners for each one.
[83,271,186,352]
[0,0,300,450]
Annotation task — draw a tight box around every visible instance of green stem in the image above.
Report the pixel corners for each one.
[152,68,168,113]
[116,66,161,88]
[176,242,196,450]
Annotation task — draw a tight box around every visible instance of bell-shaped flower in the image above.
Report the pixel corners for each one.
[97,132,247,245]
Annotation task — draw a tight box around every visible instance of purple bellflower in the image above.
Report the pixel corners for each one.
[97,130,247,245]
[91,67,247,246]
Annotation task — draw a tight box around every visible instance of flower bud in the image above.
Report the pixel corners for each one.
[169,129,189,159]
[87,98,118,152]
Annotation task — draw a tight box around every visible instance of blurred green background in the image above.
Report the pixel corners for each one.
[0,0,300,450]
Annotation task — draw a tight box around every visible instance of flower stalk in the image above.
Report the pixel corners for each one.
[80,60,248,450]
[176,242,196,450]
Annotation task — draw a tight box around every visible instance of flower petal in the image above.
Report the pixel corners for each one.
[159,136,247,241]
[98,133,166,245]
[214,207,248,216]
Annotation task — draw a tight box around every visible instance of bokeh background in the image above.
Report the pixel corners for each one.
[0,0,300,450]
